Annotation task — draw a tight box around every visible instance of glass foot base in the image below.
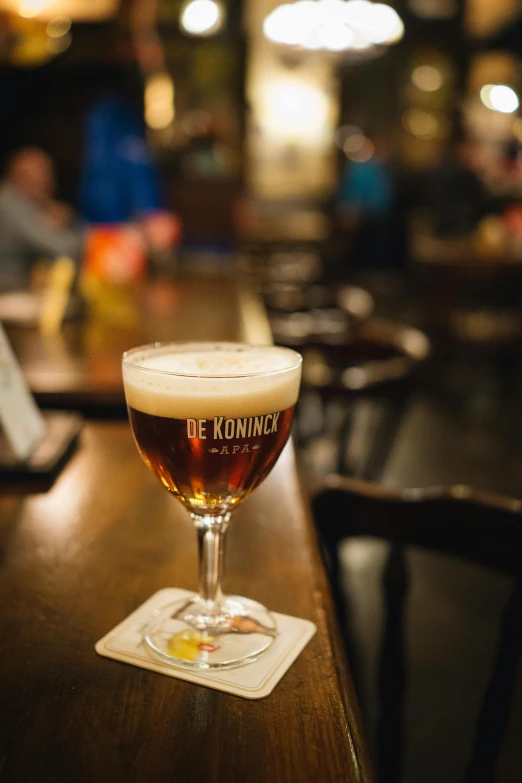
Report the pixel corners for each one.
[143,594,277,670]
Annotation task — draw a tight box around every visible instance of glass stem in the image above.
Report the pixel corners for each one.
[192,513,230,609]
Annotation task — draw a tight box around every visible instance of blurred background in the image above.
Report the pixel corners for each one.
[2,0,522,781]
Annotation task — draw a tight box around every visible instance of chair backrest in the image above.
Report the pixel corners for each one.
[312,476,522,783]
[313,475,522,575]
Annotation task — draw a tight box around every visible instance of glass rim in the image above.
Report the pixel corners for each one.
[122,341,303,379]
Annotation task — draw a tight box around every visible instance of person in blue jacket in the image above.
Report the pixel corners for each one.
[336,136,401,271]
[81,92,162,225]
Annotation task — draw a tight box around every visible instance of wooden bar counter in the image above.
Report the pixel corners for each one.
[6,277,268,414]
[0,277,374,782]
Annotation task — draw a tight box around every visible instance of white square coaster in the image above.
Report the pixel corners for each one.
[95,588,316,700]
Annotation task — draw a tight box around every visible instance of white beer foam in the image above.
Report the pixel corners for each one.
[123,343,302,419]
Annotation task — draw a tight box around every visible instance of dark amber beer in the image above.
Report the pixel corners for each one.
[123,343,302,516]
[128,405,295,514]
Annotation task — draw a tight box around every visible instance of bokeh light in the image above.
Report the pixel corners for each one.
[317,23,354,51]
[343,132,366,155]
[403,108,440,139]
[480,84,519,114]
[145,73,175,130]
[360,3,404,44]
[263,0,404,51]
[263,4,307,45]
[260,78,330,142]
[46,16,71,37]
[294,0,322,30]
[345,137,374,162]
[180,0,223,36]
[18,0,49,18]
[411,65,443,92]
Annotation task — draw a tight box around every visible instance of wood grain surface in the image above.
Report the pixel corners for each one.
[0,277,373,782]
[0,423,373,782]
[6,277,247,413]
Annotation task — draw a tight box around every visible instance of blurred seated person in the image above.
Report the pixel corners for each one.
[0,147,84,290]
[336,136,400,271]
[423,139,490,238]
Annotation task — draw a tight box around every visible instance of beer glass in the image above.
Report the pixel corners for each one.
[122,342,302,669]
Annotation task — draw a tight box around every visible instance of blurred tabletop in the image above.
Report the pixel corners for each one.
[410,216,522,269]
[5,276,271,415]
[0,277,374,782]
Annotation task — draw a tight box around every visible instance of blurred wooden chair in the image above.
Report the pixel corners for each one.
[312,476,522,783]
[296,318,430,481]
[240,241,431,482]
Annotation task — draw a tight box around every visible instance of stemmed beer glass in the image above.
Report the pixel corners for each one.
[122,342,302,669]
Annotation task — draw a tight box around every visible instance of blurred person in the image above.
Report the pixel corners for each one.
[0,147,84,289]
[335,136,402,272]
[81,91,162,225]
[80,87,181,270]
[423,139,490,238]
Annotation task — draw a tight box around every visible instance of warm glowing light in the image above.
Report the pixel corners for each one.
[346,138,374,162]
[294,0,322,27]
[480,84,519,114]
[180,0,223,36]
[263,0,404,50]
[18,0,49,17]
[294,0,327,45]
[260,79,331,142]
[263,4,306,45]
[479,85,495,111]
[302,29,323,49]
[145,73,175,130]
[361,3,404,43]
[342,0,374,33]
[264,1,307,47]
[335,124,363,149]
[317,23,353,51]
[46,16,71,36]
[350,34,373,50]
[342,0,403,43]
[411,65,443,92]
[8,0,117,21]
[343,132,366,155]
[342,0,371,21]
[404,108,440,139]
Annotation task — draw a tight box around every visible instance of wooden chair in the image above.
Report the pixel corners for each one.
[295,318,430,481]
[312,476,522,783]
